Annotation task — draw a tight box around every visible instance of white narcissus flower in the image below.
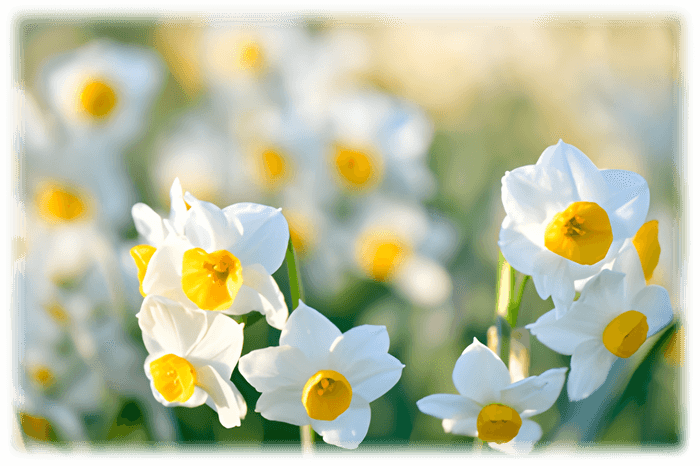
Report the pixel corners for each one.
[416,338,567,455]
[499,140,649,317]
[39,39,164,147]
[238,301,404,449]
[132,177,191,249]
[137,295,247,428]
[132,186,289,329]
[526,242,673,401]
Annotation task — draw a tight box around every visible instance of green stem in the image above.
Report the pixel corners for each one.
[285,237,305,309]
[494,252,531,363]
[285,237,314,450]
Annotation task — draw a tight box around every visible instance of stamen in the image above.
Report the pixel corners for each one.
[544,201,613,265]
[602,310,648,358]
[476,403,522,444]
[149,354,197,403]
[302,370,352,421]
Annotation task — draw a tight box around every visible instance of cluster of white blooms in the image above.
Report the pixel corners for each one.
[130,178,404,448]
[416,140,673,454]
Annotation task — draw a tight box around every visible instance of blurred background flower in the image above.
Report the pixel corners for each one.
[13,14,683,451]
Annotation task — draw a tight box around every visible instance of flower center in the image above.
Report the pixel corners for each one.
[36,184,86,223]
[28,365,56,390]
[333,144,381,191]
[44,301,70,325]
[149,353,197,403]
[632,220,660,283]
[238,40,264,71]
[80,79,118,118]
[356,231,410,282]
[130,245,157,297]
[544,201,613,265]
[301,370,353,421]
[476,403,522,444]
[602,310,648,358]
[181,248,243,311]
[256,148,290,189]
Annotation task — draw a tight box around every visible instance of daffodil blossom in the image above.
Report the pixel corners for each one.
[134,188,289,329]
[526,243,673,401]
[137,294,247,428]
[238,301,404,449]
[499,140,650,317]
[416,338,567,454]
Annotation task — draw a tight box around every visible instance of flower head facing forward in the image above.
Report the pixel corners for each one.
[137,295,247,428]
[238,301,404,449]
[526,243,673,401]
[132,180,289,329]
[416,338,566,455]
[499,140,649,317]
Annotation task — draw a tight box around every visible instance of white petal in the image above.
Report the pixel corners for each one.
[310,395,371,449]
[488,419,542,455]
[223,203,289,274]
[632,285,674,336]
[141,235,190,296]
[452,338,511,404]
[224,264,288,329]
[338,352,404,403]
[168,177,188,235]
[255,385,309,426]
[501,164,565,225]
[499,367,567,418]
[442,417,478,437]
[137,295,207,356]
[329,325,404,402]
[498,217,544,277]
[187,312,245,378]
[184,194,242,252]
[531,258,577,318]
[527,305,603,356]
[329,325,389,363]
[238,345,313,393]
[196,365,245,428]
[132,202,165,246]
[611,241,646,299]
[576,269,628,322]
[143,354,208,408]
[567,339,617,402]
[536,140,610,203]
[279,301,341,366]
[416,394,482,422]
[600,169,649,240]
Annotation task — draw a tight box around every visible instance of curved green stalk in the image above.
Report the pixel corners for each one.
[285,237,314,451]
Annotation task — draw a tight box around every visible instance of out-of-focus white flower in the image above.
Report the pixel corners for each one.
[134,188,289,328]
[238,301,404,449]
[416,338,567,455]
[200,23,310,109]
[137,295,247,428]
[335,195,455,308]
[499,140,649,317]
[39,39,164,147]
[527,243,673,401]
[322,91,436,202]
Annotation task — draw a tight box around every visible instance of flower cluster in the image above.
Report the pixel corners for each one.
[129,178,404,448]
[415,140,673,453]
[498,140,673,402]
